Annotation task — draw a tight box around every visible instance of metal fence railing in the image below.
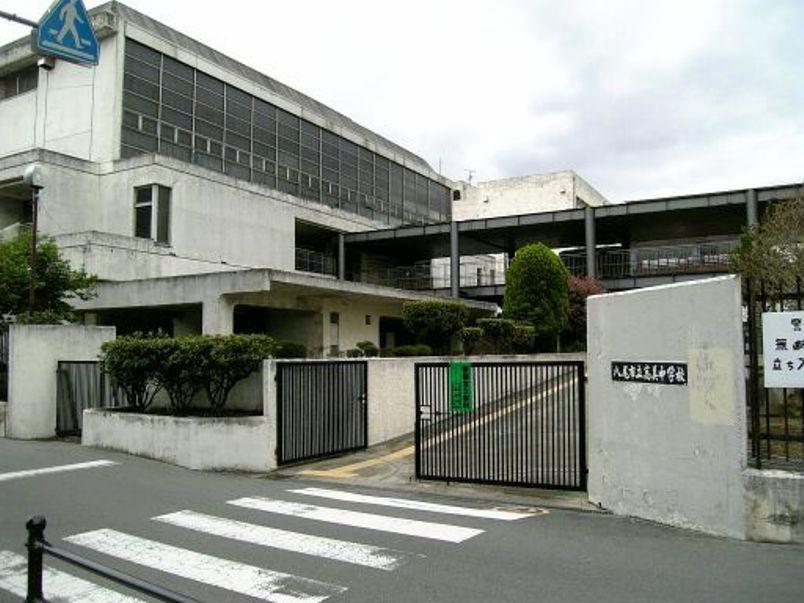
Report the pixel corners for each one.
[562,241,738,280]
[745,279,804,470]
[25,516,197,602]
[295,248,336,276]
[415,361,586,490]
[276,361,368,465]
[56,361,127,435]
[352,260,507,291]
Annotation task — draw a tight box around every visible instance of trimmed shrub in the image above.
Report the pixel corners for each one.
[402,300,469,354]
[346,348,363,358]
[100,333,167,410]
[503,243,570,345]
[197,335,276,414]
[460,327,483,355]
[274,340,307,359]
[512,324,537,354]
[386,344,433,357]
[477,318,517,354]
[153,337,207,411]
[356,340,379,358]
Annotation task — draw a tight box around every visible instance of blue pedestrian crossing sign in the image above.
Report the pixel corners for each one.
[36,0,99,66]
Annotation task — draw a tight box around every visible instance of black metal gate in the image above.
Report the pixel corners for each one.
[745,279,804,470]
[0,325,8,402]
[415,361,586,490]
[56,361,126,435]
[276,361,368,465]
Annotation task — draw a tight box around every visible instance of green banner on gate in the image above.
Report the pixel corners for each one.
[449,361,474,413]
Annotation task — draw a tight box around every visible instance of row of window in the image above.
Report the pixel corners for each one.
[120,39,450,225]
[0,66,37,101]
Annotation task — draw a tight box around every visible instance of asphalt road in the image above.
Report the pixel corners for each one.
[0,439,801,602]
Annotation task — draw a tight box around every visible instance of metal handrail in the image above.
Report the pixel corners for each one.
[25,516,199,603]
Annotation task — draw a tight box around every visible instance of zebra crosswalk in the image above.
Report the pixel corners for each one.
[0,487,542,602]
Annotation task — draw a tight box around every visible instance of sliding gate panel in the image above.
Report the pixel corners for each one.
[415,361,586,490]
[277,361,368,465]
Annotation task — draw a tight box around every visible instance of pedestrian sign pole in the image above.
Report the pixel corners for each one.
[0,0,100,66]
[449,361,474,413]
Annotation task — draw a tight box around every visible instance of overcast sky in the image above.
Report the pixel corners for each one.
[2,0,802,201]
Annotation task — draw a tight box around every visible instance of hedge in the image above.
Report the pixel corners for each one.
[402,300,469,354]
[101,334,276,414]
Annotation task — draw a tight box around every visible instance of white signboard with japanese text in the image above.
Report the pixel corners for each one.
[762,311,804,388]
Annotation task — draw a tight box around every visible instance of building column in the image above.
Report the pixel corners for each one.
[337,233,346,280]
[450,220,460,298]
[584,205,597,279]
[746,188,758,226]
[202,296,235,335]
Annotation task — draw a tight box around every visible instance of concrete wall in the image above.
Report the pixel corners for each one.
[744,469,804,544]
[452,171,609,221]
[0,402,6,438]
[82,410,274,472]
[0,151,386,283]
[587,275,747,539]
[5,325,116,439]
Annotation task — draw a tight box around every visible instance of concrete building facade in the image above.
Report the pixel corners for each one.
[0,2,800,352]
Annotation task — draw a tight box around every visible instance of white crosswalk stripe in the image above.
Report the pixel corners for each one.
[154,509,418,570]
[290,487,540,520]
[228,496,485,543]
[0,488,530,602]
[0,550,144,603]
[0,460,118,483]
[64,529,347,603]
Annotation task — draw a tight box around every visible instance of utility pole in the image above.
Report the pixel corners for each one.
[23,165,44,313]
[465,169,475,185]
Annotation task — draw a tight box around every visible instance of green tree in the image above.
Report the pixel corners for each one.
[731,190,804,288]
[0,231,96,323]
[502,243,570,344]
[402,300,469,354]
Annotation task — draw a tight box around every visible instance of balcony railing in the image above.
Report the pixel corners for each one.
[351,261,506,291]
[295,248,336,276]
[562,241,738,280]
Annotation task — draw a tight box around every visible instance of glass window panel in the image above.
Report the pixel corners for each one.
[163,56,193,82]
[126,39,161,66]
[124,74,158,100]
[124,56,160,82]
[123,92,158,118]
[322,130,338,146]
[157,186,171,243]
[135,204,151,238]
[254,99,275,119]
[277,108,299,127]
[253,141,275,159]
[226,115,251,137]
[301,146,319,162]
[177,129,192,147]
[195,102,224,125]
[238,151,251,166]
[226,85,251,108]
[121,145,143,159]
[196,71,224,95]
[162,72,194,97]
[277,150,300,168]
[194,136,208,152]
[278,122,299,141]
[278,136,299,154]
[254,125,275,145]
[122,128,158,152]
[322,155,339,171]
[196,87,224,110]
[142,116,157,134]
[160,123,175,141]
[301,132,319,149]
[123,110,139,129]
[321,141,338,157]
[226,99,251,121]
[195,119,223,141]
[209,140,223,156]
[322,167,338,183]
[224,146,237,161]
[161,106,192,130]
[301,159,319,175]
[162,89,193,114]
[253,171,275,188]
[161,141,191,162]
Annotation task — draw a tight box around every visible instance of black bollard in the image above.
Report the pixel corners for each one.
[25,515,47,603]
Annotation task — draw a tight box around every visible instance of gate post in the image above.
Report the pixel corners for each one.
[25,516,46,603]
